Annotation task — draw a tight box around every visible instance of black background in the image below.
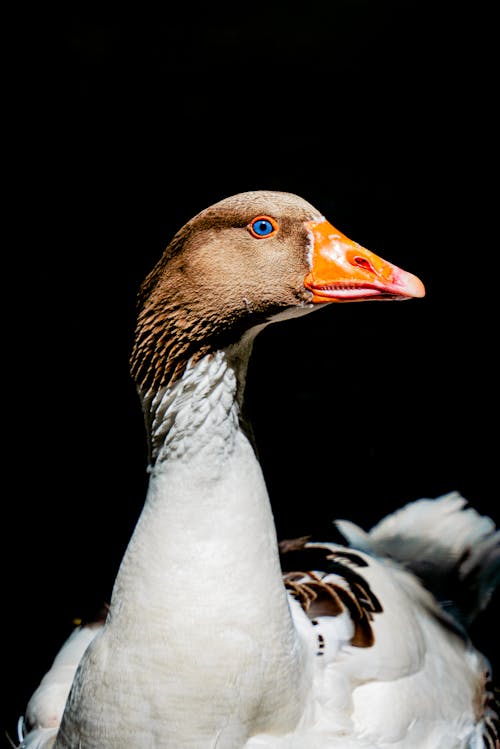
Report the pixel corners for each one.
[5,3,498,743]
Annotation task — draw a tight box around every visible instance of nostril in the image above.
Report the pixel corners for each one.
[353,256,375,273]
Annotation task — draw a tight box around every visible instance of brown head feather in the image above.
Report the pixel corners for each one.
[129,191,322,395]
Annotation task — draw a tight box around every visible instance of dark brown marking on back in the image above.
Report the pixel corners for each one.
[281,542,383,649]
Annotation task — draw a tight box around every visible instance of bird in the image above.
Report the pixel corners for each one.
[17,190,499,748]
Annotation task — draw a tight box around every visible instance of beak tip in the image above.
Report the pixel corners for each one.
[395,269,426,299]
[410,275,426,299]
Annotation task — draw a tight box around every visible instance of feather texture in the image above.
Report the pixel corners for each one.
[336,491,500,626]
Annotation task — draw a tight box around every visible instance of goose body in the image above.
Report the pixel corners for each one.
[18,191,499,748]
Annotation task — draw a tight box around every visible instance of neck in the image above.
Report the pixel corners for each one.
[143,328,258,466]
[102,336,308,745]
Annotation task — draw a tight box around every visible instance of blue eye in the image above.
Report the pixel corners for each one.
[248,215,278,238]
[253,219,273,236]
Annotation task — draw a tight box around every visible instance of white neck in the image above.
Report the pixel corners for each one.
[62,342,309,748]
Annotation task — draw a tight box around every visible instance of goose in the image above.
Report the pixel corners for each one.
[18,190,499,749]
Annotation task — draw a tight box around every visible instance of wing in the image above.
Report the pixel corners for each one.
[279,518,500,747]
[18,611,106,749]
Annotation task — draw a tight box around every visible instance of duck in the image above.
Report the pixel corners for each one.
[17,190,499,748]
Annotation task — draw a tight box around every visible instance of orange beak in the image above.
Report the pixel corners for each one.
[304,219,425,303]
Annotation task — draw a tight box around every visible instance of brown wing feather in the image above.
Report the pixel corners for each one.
[280,540,383,649]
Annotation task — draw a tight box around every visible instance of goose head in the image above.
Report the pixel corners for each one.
[130,190,424,396]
